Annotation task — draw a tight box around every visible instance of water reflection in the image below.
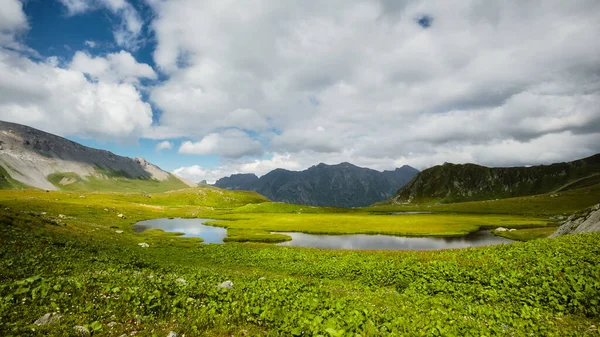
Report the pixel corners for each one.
[275,230,513,250]
[132,218,226,244]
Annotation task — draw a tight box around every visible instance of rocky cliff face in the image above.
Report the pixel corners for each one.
[391,154,600,204]
[550,204,600,237]
[215,163,419,207]
[0,120,195,190]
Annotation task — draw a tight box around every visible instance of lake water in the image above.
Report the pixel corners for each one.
[132,218,514,250]
[132,218,226,244]
[275,230,513,250]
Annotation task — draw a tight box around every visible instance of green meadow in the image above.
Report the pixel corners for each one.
[0,185,599,335]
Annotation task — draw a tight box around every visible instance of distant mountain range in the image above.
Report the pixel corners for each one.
[0,121,195,192]
[215,162,419,207]
[389,154,600,204]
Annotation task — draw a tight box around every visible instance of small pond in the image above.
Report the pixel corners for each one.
[133,218,514,250]
[133,218,226,244]
[275,230,513,250]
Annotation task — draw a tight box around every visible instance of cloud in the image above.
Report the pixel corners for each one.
[84,40,97,48]
[144,0,600,168]
[155,140,172,151]
[57,0,143,49]
[179,129,263,158]
[0,49,153,141]
[0,0,29,50]
[70,50,156,83]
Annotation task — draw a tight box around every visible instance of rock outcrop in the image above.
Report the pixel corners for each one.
[550,204,600,237]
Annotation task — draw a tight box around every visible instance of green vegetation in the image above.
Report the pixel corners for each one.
[0,165,30,190]
[391,153,600,204]
[47,172,191,193]
[1,202,600,336]
[0,183,599,335]
[493,227,558,241]
[372,183,600,216]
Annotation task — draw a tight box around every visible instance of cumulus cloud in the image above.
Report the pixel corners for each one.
[179,129,263,158]
[0,0,29,50]
[155,140,172,151]
[70,50,156,83]
[0,50,153,140]
[57,0,143,49]
[144,0,600,170]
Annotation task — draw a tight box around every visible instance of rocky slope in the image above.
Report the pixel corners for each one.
[0,120,195,191]
[390,154,600,204]
[215,163,419,207]
[549,204,600,237]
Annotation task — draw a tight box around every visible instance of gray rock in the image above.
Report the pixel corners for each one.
[73,325,90,337]
[167,332,179,337]
[550,204,600,238]
[175,278,188,286]
[115,230,124,234]
[494,227,509,232]
[107,321,118,327]
[117,213,125,218]
[217,280,233,289]
[138,242,149,248]
[34,313,62,326]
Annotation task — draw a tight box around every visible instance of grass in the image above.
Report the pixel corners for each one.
[1,200,599,336]
[493,227,559,241]
[0,165,30,190]
[370,183,600,216]
[47,171,191,193]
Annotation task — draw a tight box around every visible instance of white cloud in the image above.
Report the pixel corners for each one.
[57,0,143,49]
[84,40,97,48]
[0,49,153,140]
[70,50,156,83]
[145,0,600,169]
[155,140,172,151]
[0,0,29,50]
[179,129,263,158]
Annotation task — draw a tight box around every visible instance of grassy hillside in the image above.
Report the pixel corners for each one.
[1,195,599,335]
[47,171,191,194]
[373,183,600,216]
[392,153,600,204]
[0,165,29,190]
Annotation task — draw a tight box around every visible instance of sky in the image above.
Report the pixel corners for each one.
[1,0,599,183]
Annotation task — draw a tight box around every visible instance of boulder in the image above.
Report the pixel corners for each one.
[138,242,150,248]
[217,280,233,289]
[494,227,509,232]
[167,332,179,337]
[34,313,62,326]
[550,204,600,237]
[115,230,124,234]
[73,325,90,337]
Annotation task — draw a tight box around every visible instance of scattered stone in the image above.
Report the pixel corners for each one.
[175,278,188,286]
[509,229,516,232]
[58,214,66,219]
[217,280,233,289]
[115,230,124,234]
[4,207,9,211]
[258,277,266,281]
[104,208,109,212]
[130,331,138,336]
[40,212,47,215]
[79,195,86,199]
[494,227,508,232]
[240,330,249,336]
[73,325,90,337]
[107,321,118,327]
[34,313,62,326]
[138,242,150,248]
[117,213,125,218]
[167,332,179,337]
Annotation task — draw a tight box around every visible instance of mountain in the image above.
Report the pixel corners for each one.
[390,154,600,204]
[215,162,419,207]
[0,120,196,192]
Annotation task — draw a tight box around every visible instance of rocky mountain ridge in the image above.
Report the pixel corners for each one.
[391,154,600,204]
[0,120,195,191]
[215,162,419,207]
